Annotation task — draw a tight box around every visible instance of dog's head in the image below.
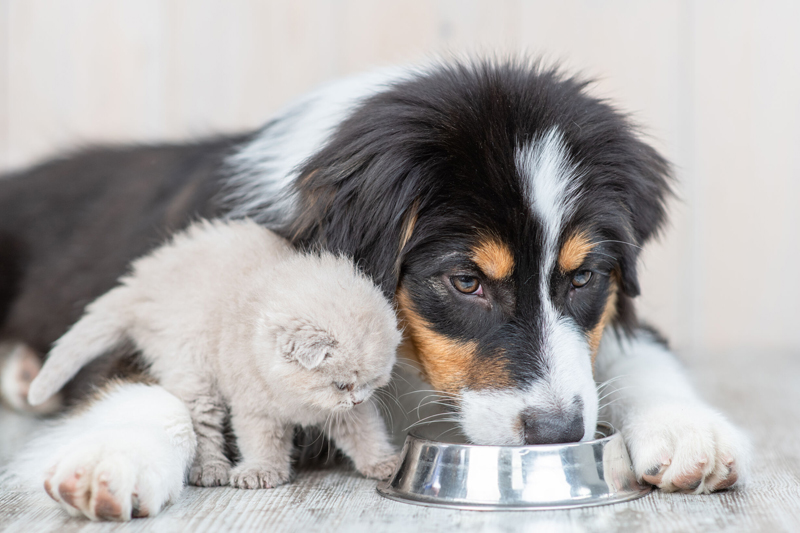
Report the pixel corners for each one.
[284,60,670,444]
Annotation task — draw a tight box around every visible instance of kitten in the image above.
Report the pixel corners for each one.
[28,219,402,489]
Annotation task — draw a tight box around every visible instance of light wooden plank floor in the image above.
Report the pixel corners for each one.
[1,349,798,533]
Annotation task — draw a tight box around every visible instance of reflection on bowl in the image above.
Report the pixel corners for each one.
[377,424,651,510]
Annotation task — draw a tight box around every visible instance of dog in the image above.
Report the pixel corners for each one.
[0,58,750,520]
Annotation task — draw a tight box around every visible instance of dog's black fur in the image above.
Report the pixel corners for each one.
[0,138,246,352]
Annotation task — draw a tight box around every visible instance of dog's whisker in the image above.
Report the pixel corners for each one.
[404,412,462,432]
[598,397,629,411]
[399,389,459,399]
[595,375,629,390]
[597,386,634,403]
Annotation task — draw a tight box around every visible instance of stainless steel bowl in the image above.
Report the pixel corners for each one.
[377,424,651,510]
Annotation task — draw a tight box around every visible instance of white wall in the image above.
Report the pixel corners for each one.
[1,0,798,353]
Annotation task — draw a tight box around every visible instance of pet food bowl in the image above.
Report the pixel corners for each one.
[377,424,651,510]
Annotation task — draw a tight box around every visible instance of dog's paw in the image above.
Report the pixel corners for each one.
[1,343,62,415]
[42,427,180,520]
[622,401,751,494]
[229,462,292,489]
[357,453,400,480]
[188,460,230,487]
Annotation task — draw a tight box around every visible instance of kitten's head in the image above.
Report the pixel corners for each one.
[261,251,401,412]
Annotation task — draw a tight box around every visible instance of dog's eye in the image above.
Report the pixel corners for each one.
[452,275,482,295]
[571,270,593,288]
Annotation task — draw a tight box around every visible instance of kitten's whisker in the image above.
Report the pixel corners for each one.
[372,396,394,427]
[375,388,404,411]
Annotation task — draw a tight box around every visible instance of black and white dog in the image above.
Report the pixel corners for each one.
[0,59,750,520]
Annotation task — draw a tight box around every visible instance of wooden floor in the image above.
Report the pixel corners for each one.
[1,349,799,533]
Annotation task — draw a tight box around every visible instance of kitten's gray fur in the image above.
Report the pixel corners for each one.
[29,219,402,488]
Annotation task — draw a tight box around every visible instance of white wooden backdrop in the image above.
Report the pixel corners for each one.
[1,0,798,353]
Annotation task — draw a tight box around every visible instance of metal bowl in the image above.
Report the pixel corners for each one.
[377,424,651,510]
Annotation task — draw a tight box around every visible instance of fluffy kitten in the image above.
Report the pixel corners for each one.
[28,219,401,489]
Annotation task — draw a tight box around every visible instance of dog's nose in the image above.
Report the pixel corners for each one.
[521,410,584,444]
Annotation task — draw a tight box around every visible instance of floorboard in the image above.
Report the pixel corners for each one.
[1,349,798,533]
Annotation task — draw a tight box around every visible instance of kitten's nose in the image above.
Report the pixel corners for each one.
[521,409,584,444]
[352,399,363,405]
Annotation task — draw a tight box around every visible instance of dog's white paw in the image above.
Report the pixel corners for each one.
[622,402,751,494]
[42,426,184,520]
[229,461,292,489]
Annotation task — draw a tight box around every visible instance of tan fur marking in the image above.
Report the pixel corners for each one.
[587,279,618,365]
[559,231,595,272]
[398,200,419,254]
[471,236,514,280]
[396,287,510,393]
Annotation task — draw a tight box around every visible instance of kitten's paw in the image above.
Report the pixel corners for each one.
[229,462,292,489]
[358,453,400,480]
[188,461,230,487]
[623,402,752,494]
[1,343,62,415]
[43,428,181,520]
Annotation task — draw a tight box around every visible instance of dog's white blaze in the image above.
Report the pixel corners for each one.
[517,128,582,263]
[225,66,418,224]
[461,127,597,445]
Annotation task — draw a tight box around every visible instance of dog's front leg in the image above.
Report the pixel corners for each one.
[594,328,752,494]
[6,382,196,521]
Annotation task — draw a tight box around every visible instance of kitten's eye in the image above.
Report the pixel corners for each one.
[451,275,482,295]
[335,383,354,392]
[571,270,593,288]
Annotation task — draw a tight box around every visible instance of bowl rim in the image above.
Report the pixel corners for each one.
[406,422,617,450]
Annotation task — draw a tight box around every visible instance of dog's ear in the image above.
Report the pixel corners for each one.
[626,142,672,248]
[277,324,337,370]
[283,158,425,298]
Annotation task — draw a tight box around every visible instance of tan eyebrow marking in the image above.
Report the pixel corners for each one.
[398,200,419,254]
[471,236,515,280]
[559,231,595,272]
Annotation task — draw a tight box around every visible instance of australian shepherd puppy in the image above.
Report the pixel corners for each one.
[0,58,750,520]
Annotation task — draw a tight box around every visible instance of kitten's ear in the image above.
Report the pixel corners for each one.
[277,324,337,370]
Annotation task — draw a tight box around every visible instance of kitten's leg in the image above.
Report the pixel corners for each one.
[0,342,62,415]
[6,381,196,521]
[184,392,232,487]
[594,328,752,494]
[325,402,399,480]
[228,409,294,489]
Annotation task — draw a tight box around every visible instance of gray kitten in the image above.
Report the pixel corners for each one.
[29,219,401,489]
